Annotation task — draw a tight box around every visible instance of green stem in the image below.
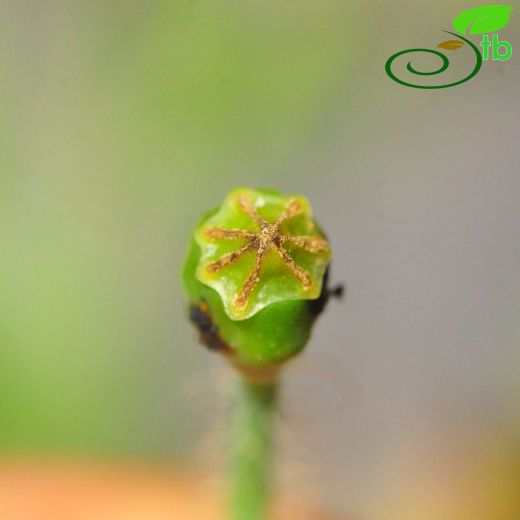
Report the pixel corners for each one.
[230,377,278,520]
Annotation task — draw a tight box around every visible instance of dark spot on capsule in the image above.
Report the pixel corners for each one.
[309,267,344,318]
[329,284,344,298]
[189,301,231,354]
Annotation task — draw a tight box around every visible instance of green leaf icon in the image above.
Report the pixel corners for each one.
[453,5,513,35]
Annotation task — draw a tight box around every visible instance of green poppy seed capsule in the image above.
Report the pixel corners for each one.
[182,188,332,380]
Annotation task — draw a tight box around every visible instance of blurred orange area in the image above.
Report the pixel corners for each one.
[0,458,341,520]
[367,438,520,520]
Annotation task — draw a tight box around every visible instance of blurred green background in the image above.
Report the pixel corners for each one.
[1,1,519,518]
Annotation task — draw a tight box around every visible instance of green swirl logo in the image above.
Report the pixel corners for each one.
[385,5,513,89]
[385,31,482,90]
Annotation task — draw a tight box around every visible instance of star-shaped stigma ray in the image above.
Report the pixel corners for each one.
[204,196,329,310]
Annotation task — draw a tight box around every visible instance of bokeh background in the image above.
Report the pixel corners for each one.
[1,1,519,519]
